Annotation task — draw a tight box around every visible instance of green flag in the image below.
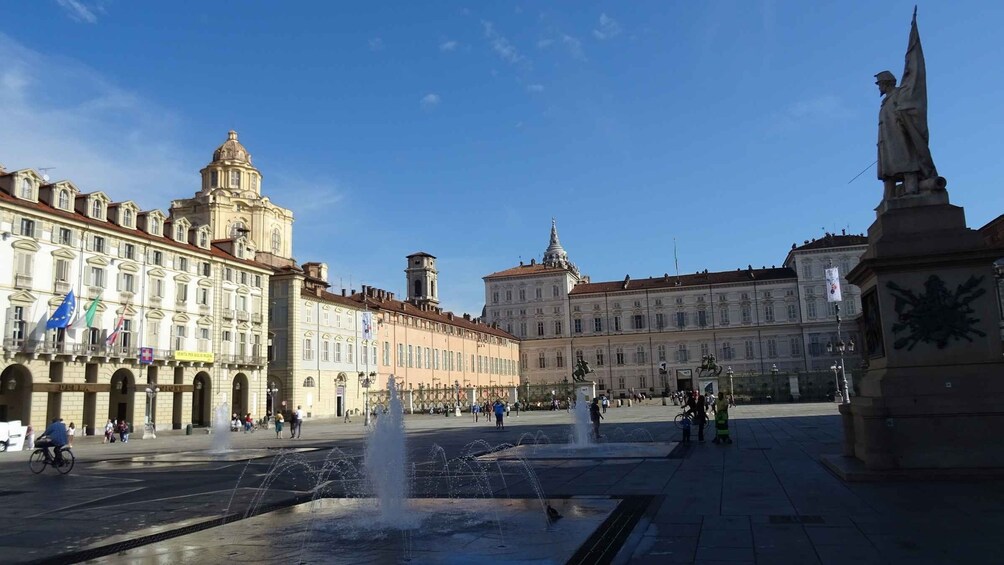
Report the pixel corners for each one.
[69,297,100,330]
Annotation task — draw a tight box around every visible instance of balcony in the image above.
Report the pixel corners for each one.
[107,345,138,359]
[198,304,211,315]
[221,353,266,367]
[54,280,72,294]
[237,311,250,322]
[74,343,108,358]
[251,312,263,324]
[150,296,162,307]
[88,286,103,299]
[222,309,235,320]
[14,274,32,290]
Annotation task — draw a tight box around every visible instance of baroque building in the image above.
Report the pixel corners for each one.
[484,222,868,398]
[269,253,521,420]
[0,137,273,435]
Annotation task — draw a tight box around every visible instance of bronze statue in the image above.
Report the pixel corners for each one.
[875,8,945,199]
[697,354,723,379]
[572,358,593,383]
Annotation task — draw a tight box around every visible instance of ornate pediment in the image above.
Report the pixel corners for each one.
[7,290,39,305]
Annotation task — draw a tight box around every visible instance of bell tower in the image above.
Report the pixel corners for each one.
[405,252,439,307]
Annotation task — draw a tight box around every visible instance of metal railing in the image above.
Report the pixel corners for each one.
[54,280,72,294]
[14,274,33,289]
[237,311,250,322]
[251,313,263,324]
[222,309,235,320]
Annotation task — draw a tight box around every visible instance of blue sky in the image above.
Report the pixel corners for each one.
[2,1,1003,316]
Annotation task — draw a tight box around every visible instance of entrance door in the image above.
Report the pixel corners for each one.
[677,378,693,392]
[336,395,344,418]
[117,402,127,422]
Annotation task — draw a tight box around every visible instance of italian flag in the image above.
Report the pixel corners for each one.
[69,297,100,331]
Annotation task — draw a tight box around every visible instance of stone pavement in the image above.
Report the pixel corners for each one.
[0,402,1000,564]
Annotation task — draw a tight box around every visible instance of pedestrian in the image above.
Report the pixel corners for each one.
[67,422,75,447]
[514,400,520,417]
[712,394,732,444]
[294,405,304,438]
[117,419,130,443]
[244,413,253,433]
[493,400,505,430]
[601,395,609,414]
[694,394,707,443]
[680,415,691,443]
[24,424,35,450]
[473,403,480,422]
[104,419,114,443]
[343,408,351,423]
[589,398,604,440]
[275,412,284,439]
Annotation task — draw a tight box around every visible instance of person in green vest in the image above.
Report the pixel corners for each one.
[712,394,732,444]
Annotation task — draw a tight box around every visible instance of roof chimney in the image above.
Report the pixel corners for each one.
[341,289,347,297]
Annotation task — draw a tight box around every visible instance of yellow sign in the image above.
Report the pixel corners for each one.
[174,350,215,363]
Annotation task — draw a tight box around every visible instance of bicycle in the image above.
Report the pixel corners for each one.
[674,411,712,432]
[29,445,75,475]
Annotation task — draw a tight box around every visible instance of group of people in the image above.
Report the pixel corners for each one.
[679,390,732,444]
[274,405,304,439]
[103,419,130,443]
[472,400,516,427]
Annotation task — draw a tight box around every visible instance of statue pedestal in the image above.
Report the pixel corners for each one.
[835,195,1004,475]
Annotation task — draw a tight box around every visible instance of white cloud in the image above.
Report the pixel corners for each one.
[420,93,441,109]
[769,95,853,133]
[368,37,384,51]
[593,13,622,40]
[0,33,197,210]
[481,20,524,66]
[536,39,554,49]
[56,0,101,23]
[560,34,585,60]
[439,40,458,52]
[526,84,545,93]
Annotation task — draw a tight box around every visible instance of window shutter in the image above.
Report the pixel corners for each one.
[84,236,93,251]
[4,307,14,340]
[117,273,124,292]
[50,228,59,244]
[11,217,21,236]
[84,267,92,286]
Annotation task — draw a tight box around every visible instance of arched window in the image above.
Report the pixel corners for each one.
[230,170,241,188]
[431,281,435,297]
[230,221,246,239]
[413,279,422,297]
[303,377,316,387]
[57,189,69,209]
[91,199,103,218]
[199,230,209,248]
[236,243,244,258]
[20,178,32,198]
[271,229,281,255]
[150,218,160,235]
[250,175,258,191]
[210,170,219,187]
[176,225,185,241]
[123,209,134,226]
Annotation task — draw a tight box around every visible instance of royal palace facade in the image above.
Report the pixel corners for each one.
[484,221,872,398]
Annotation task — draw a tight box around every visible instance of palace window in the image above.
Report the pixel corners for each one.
[615,347,625,365]
[594,317,602,332]
[595,349,605,366]
[123,209,134,227]
[57,190,70,209]
[676,344,688,363]
[538,352,546,369]
[231,170,241,188]
[20,178,32,199]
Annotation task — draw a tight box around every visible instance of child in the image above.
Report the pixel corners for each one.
[681,415,692,443]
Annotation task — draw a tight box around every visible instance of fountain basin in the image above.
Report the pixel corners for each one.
[92,497,618,564]
[479,442,678,461]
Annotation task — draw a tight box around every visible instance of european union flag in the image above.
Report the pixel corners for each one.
[46,290,76,330]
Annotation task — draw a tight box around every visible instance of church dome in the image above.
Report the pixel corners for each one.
[212,130,253,165]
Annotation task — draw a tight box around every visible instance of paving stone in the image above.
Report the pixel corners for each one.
[694,546,755,562]
[698,528,754,548]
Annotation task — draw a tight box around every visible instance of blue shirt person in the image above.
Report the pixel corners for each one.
[38,419,69,465]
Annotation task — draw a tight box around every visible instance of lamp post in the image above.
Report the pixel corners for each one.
[266,382,279,423]
[454,379,460,416]
[143,386,159,439]
[826,335,854,404]
[726,366,734,401]
[359,372,375,426]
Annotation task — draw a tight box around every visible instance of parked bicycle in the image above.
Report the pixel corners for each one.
[29,445,75,475]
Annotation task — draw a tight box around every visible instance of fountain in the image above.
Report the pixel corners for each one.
[210,402,232,454]
[95,377,620,563]
[362,376,412,527]
[572,388,593,446]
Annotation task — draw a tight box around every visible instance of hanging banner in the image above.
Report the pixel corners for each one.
[825,267,842,302]
[361,311,375,341]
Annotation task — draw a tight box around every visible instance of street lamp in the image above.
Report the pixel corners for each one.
[454,379,461,416]
[143,386,160,439]
[829,362,842,402]
[726,366,734,400]
[359,372,375,426]
[266,382,279,422]
[826,337,855,404]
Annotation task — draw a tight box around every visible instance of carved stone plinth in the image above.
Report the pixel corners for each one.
[840,195,1004,472]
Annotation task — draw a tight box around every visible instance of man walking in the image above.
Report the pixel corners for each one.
[294,405,304,438]
[493,400,505,430]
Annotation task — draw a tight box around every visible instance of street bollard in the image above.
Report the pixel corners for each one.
[185,424,192,435]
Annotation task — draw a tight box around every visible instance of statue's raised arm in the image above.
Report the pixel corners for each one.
[875,8,945,199]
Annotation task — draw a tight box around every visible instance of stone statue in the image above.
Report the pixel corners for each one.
[875,8,945,200]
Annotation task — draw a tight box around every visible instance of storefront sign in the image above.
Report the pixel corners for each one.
[33,383,110,393]
[155,384,194,393]
[336,386,345,396]
[174,351,215,363]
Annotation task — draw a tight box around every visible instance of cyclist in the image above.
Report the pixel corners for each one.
[36,418,69,466]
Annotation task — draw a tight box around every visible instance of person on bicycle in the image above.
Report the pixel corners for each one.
[36,418,68,466]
